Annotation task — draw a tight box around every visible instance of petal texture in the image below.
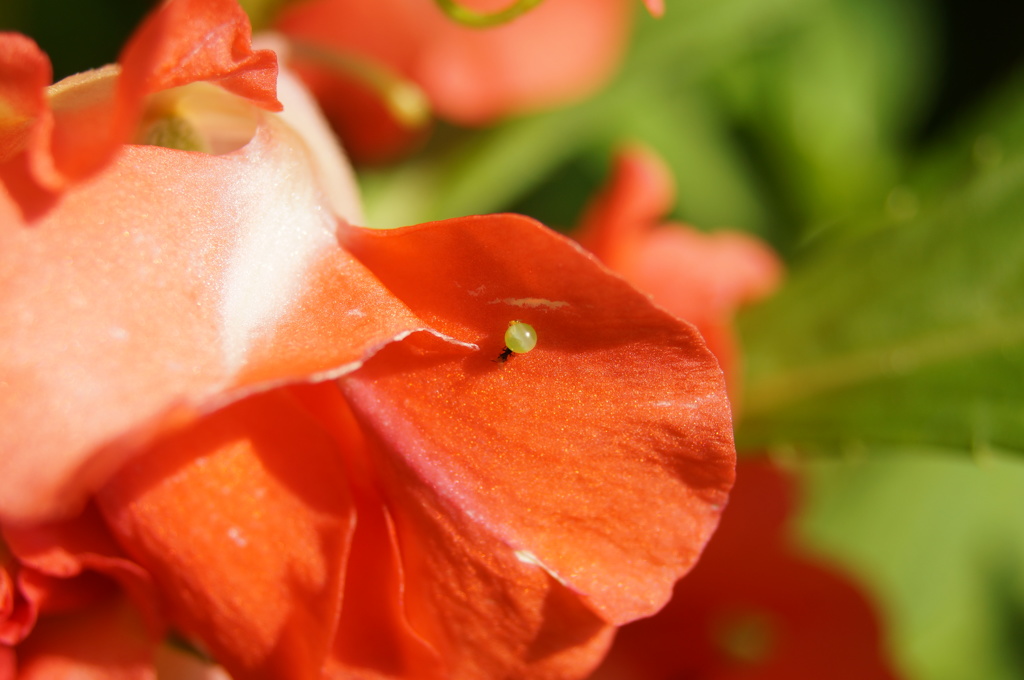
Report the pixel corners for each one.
[339,214,735,627]
[98,389,356,680]
[0,114,420,523]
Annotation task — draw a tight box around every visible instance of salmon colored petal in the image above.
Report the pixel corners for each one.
[13,597,155,680]
[117,0,280,110]
[97,389,355,680]
[339,214,735,625]
[19,0,280,196]
[288,382,443,678]
[301,379,615,677]
[3,0,281,203]
[627,227,783,384]
[412,0,632,124]
[363,412,616,678]
[0,113,425,524]
[0,34,55,213]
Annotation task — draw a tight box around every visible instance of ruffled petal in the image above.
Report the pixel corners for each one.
[13,0,280,198]
[289,382,444,678]
[97,388,356,680]
[0,112,423,524]
[365,417,616,678]
[339,214,735,626]
[1,504,160,652]
[116,0,280,111]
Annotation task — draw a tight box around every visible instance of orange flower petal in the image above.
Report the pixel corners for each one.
[97,388,356,680]
[288,382,444,678]
[339,214,735,626]
[576,145,675,273]
[0,34,55,212]
[0,34,50,164]
[0,114,425,524]
[3,504,159,632]
[361,415,617,678]
[116,0,280,111]
[5,0,281,198]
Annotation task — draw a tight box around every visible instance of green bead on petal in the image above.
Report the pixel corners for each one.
[504,320,537,354]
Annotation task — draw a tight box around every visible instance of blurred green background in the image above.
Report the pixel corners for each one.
[5,0,1024,677]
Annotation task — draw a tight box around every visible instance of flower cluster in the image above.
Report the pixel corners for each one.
[0,0,900,678]
[1,0,737,677]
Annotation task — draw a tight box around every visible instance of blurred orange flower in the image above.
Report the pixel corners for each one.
[273,0,634,162]
[576,146,783,401]
[590,460,900,680]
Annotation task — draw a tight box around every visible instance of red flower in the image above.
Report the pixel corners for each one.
[1,1,735,677]
[576,146,783,401]
[272,0,635,162]
[590,460,900,680]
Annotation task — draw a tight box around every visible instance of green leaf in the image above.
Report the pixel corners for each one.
[912,68,1024,201]
[609,83,772,234]
[360,100,613,228]
[708,0,935,230]
[736,151,1024,455]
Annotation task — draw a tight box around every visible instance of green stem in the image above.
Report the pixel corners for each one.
[434,0,547,28]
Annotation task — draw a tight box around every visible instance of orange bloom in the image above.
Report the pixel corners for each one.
[576,146,783,400]
[273,0,634,162]
[2,1,735,678]
[1,506,163,677]
[590,460,900,680]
